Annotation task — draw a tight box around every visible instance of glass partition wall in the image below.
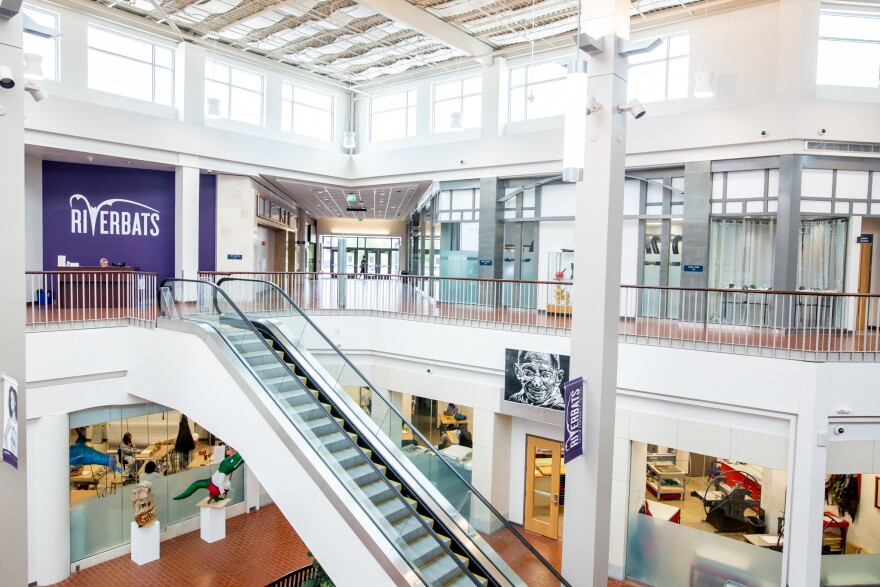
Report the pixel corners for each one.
[626,441,787,587]
[69,405,242,562]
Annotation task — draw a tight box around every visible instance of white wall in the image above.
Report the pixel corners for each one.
[215,175,256,273]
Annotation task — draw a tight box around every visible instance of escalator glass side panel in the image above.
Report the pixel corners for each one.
[217,278,569,587]
[159,279,482,587]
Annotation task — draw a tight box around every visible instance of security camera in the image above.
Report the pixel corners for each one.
[760,130,767,137]
[426,368,432,374]
[819,128,827,135]
[24,81,48,102]
[833,426,845,435]
[459,160,465,166]
[0,65,14,89]
[617,99,646,119]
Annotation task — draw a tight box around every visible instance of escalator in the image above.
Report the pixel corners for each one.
[160,278,569,587]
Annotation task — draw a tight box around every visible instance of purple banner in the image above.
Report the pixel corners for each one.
[199,173,217,272]
[564,377,584,464]
[42,161,176,283]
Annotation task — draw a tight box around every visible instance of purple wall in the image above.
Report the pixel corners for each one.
[42,161,176,283]
[199,174,217,272]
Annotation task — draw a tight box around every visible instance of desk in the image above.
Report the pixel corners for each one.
[440,445,472,463]
[136,444,170,462]
[56,267,140,308]
[744,534,783,548]
[438,413,468,429]
[70,466,107,489]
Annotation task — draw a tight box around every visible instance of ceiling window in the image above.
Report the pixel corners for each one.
[22,5,59,81]
[205,59,264,125]
[508,60,566,122]
[87,26,174,106]
[370,89,416,142]
[282,82,334,141]
[432,76,482,133]
[628,33,689,103]
[817,10,880,88]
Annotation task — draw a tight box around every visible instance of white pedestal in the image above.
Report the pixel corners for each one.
[130,521,160,565]
[198,497,229,543]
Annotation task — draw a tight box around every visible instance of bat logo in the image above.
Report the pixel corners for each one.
[69,194,161,237]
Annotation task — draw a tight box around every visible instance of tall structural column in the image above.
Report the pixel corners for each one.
[175,162,201,280]
[296,211,307,272]
[27,414,70,585]
[681,161,712,321]
[561,0,630,584]
[0,12,29,587]
[773,155,803,327]
[477,177,504,280]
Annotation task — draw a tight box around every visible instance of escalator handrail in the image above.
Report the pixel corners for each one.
[159,278,483,587]
[217,276,570,587]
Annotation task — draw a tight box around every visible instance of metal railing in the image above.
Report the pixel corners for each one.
[26,270,157,331]
[619,285,880,362]
[199,271,574,335]
[266,565,317,587]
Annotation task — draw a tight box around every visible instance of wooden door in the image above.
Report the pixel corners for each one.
[525,436,562,539]
[856,243,872,330]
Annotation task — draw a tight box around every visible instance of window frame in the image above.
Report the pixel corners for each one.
[369,88,417,142]
[205,58,265,126]
[86,24,175,106]
[627,31,690,103]
[281,81,335,141]
[816,9,880,88]
[22,4,60,82]
[507,59,567,122]
[431,75,482,133]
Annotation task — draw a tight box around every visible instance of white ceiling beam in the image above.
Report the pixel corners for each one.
[352,0,495,62]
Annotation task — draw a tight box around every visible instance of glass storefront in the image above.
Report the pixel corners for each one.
[69,404,243,561]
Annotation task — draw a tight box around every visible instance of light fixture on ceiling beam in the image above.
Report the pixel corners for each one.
[342,86,356,151]
[562,59,588,183]
[694,0,715,98]
[24,80,48,102]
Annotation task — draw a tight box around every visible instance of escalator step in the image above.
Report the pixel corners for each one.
[392,514,434,545]
[360,478,402,505]
[418,547,469,587]
[445,573,488,587]
[402,532,452,568]
[240,350,276,367]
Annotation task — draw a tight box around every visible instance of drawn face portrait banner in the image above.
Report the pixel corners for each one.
[3,375,19,469]
[504,348,570,411]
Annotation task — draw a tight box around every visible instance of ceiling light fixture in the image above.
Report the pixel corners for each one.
[342,85,356,150]
[24,80,48,102]
[694,0,715,98]
[561,0,587,183]
[449,111,464,131]
[205,39,223,118]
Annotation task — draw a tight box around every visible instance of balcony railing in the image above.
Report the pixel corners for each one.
[198,271,574,335]
[25,270,157,331]
[23,270,879,362]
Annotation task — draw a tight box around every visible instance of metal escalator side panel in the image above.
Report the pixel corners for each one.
[255,319,520,587]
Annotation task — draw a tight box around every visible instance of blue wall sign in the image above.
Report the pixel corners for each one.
[227,254,243,260]
[857,235,873,244]
[479,260,493,266]
[683,265,704,272]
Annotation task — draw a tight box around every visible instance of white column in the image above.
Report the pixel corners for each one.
[177,41,206,125]
[470,409,512,533]
[175,163,200,280]
[480,58,503,139]
[0,12,29,587]
[27,414,70,585]
[296,212,308,272]
[785,363,829,587]
[561,0,630,584]
[245,464,260,511]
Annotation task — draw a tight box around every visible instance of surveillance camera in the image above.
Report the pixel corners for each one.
[459,160,465,166]
[426,368,432,374]
[833,426,845,435]
[760,130,767,137]
[0,65,14,89]
[819,128,827,135]
[617,99,646,120]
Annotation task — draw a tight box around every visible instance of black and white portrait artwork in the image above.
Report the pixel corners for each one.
[504,349,570,411]
[3,375,19,469]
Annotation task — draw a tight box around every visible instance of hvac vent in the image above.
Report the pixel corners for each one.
[805,140,880,154]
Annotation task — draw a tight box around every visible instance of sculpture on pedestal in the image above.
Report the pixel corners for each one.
[173,452,243,503]
[131,481,157,528]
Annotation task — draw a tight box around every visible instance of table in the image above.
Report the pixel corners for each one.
[644,500,681,523]
[70,466,107,489]
[438,413,468,429]
[744,534,783,548]
[55,267,140,309]
[440,445,472,463]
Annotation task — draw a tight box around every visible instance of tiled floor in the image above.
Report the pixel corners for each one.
[50,505,310,587]
[51,503,642,587]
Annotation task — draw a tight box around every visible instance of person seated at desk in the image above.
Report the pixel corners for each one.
[458,425,473,448]
[119,432,140,477]
[444,403,459,416]
[438,435,452,451]
[99,258,109,268]
[139,461,162,484]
